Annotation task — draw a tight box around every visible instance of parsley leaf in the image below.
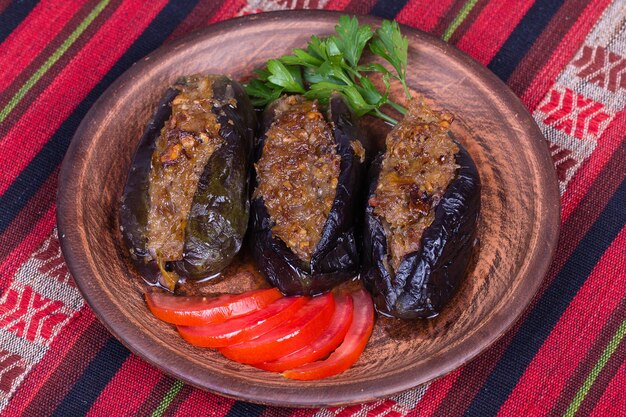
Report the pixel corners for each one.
[333,15,373,68]
[369,19,410,99]
[244,15,410,124]
[265,59,305,94]
[244,79,282,107]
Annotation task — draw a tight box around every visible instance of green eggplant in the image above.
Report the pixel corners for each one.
[119,74,256,289]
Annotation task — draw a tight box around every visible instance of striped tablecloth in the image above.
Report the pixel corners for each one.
[0,1,624,416]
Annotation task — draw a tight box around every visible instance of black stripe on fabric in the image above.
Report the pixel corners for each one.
[487,0,564,81]
[371,0,408,19]
[462,177,626,417]
[0,0,39,43]
[0,0,200,234]
[51,338,130,417]
[225,401,265,417]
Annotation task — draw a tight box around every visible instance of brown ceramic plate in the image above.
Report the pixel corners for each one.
[57,11,559,407]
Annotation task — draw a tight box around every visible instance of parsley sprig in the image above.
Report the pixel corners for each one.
[244,16,411,125]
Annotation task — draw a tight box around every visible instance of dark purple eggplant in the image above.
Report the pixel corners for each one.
[119,75,256,289]
[362,107,480,319]
[250,94,366,296]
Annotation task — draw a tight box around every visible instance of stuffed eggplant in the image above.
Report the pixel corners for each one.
[362,99,480,319]
[250,94,366,296]
[120,74,256,290]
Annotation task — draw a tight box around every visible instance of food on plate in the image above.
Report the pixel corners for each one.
[245,15,480,318]
[255,292,353,372]
[362,99,481,319]
[177,295,307,347]
[147,286,374,380]
[120,74,256,290]
[129,14,481,383]
[244,16,411,126]
[250,94,366,295]
[281,288,374,380]
[145,287,281,326]
[219,291,336,363]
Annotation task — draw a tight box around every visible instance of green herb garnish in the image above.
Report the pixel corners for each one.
[244,16,411,125]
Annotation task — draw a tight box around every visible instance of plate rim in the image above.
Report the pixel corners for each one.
[57,9,560,407]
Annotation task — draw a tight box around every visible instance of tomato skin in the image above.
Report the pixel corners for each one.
[177,296,307,347]
[219,292,335,364]
[255,293,353,372]
[281,288,374,380]
[145,288,282,326]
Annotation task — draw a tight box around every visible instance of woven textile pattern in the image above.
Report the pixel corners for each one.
[0,0,624,416]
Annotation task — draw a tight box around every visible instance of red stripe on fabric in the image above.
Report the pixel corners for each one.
[84,354,163,417]
[19,315,111,416]
[344,0,377,14]
[172,388,235,417]
[395,0,455,32]
[207,0,246,24]
[590,356,626,417]
[0,166,58,264]
[448,0,491,44]
[0,0,88,92]
[548,129,626,287]
[406,370,461,417]
[562,110,626,222]
[0,0,122,129]
[455,0,535,65]
[2,308,96,415]
[507,0,596,99]
[284,408,318,417]
[0,0,168,197]
[132,375,177,417]
[520,0,612,110]
[0,205,56,290]
[578,337,626,415]
[163,385,194,417]
[495,226,626,417]
[432,359,499,417]
[325,0,352,10]
[431,0,467,38]
[167,0,227,42]
[546,299,626,417]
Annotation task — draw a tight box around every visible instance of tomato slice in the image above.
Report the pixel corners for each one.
[177,296,307,347]
[281,288,374,380]
[219,292,335,364]
[145,288,282,326]
[255,293,353,372]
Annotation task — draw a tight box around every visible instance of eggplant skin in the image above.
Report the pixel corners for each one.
[250,95,365,296]
[119,87,178,282]
[362,143,480,319]
[119,75,256,284]
[176,77,256,279]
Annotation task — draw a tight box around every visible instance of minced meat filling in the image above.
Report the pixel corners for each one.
[255,95,341,263]
[147,75,224,264]
[370,99,459,271]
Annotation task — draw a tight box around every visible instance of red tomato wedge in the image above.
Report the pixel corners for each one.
[219,292,335,364]
[281,288,374,380]
[255,293,353,372]
[145,288,282,326]
[177,296,307,347]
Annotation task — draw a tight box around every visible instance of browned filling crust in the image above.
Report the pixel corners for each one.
[147,75,224,263]
[255,95,341,262]
[370,99,459,270]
